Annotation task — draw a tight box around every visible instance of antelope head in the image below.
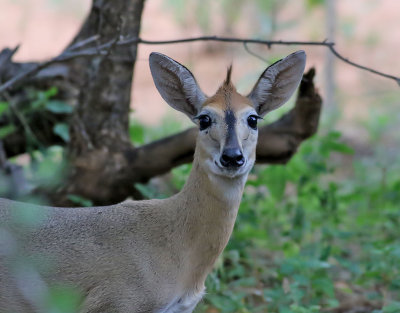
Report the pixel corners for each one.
[149,51,306,179]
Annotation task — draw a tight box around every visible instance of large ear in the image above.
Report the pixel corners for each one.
[149,52,206,119]
[248,50,306,116]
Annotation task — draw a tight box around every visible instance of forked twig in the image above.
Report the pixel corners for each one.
[243,42,269,63]
[0,35,399,94]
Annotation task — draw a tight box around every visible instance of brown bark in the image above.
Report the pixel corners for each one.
[67,0,145,152]
[43,0,146,205]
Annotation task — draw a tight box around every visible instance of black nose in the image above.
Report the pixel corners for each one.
[220,148,245,168]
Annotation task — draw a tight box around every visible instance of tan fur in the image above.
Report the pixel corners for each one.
[203,74,253,112]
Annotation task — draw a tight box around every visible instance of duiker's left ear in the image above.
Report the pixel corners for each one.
[248,50,306,116]
[149,52,206,119]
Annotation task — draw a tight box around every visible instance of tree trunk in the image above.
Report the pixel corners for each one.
[46,0,146,205]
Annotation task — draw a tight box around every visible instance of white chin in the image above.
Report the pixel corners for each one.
[206,159,252,179]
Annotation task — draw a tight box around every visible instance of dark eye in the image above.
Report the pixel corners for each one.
[247,115,259,130]
[198,115,212,131]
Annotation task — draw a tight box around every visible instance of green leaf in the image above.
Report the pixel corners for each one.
[383,302,400,313]
[206,294,238,313]
[0,124,17,139]
[53,123,70,142]
[326,141,354,154]
[262,165,287,201]
[45,100,74,114]
[230,277,257,287]
[129,123,145,144]
[67,195,93,207]
[319,131,354,156]
[306,0,325,9]
[46,285,82,313]
[0,101,9,115]
[44,86,58,98]
[135,183,166,199]
[290,304,321,313]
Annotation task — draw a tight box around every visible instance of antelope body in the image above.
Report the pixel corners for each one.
[0,51,306,313]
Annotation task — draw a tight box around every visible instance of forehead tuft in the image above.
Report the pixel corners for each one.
[202,68,253,112]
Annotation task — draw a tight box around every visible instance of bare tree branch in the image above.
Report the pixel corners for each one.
[0,45,112,94]
[133,36,400,85]
[66,35,100,51]
[1,35,398,95]
[327,46,400,86]
[243,42,269,63]
[133,128,197,182]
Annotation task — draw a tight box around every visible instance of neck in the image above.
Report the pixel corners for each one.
[176,148,248,288]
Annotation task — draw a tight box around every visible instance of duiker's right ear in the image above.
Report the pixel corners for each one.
[149,52,206,119]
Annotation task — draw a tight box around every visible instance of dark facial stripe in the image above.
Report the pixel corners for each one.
[224,110,239,149]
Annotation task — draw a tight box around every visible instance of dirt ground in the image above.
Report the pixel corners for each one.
[0,0,399,134]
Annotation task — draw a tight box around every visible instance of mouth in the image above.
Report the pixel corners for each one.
[213,160,248,178]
